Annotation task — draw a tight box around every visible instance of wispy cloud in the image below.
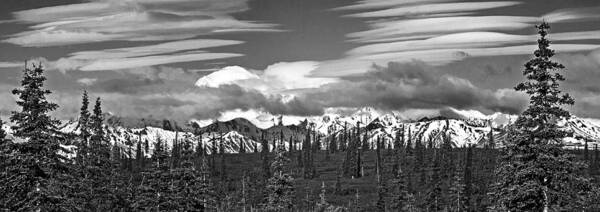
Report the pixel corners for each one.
[69,39,243,60]
[316,0,600,77]
[543,6,600,23]
[333,0,451,11]
[0,0,282,71]
[10,38,246,72]
[4,0,278,47]
[349,31,600,56]
[0,61,24,68]
[346,1,521,18]
[79,52,243,71]
[2,0,278,72]
[348,16,537,43]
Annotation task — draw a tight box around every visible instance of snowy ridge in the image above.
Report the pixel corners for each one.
[4,108,600,158]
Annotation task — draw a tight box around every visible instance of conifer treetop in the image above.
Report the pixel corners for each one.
[514,22,574,141]
[10,63,60,141]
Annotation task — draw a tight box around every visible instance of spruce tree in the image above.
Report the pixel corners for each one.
[405,128,413,156]
[74,96,113,210]
[2,63,74,211]
[487,122,495,149]
[10,63,60,140]
[78,90,91,145]
[329,128,337,153]
[135,141,144,171]
[219,135,226,180]
[172,139,216,210]
[448,164,466,212]
[425,150,443,211]
[134,135,174,210]
[463,145,473,211]
[389,166,410,211]
[265,144,295,211]
[303,127,314,179]
[90,97,105,144]
[584,139,589,162]
[491,22,592,211]
[261,132,271,181]
[592,144,599,176]
[376,181,386,212]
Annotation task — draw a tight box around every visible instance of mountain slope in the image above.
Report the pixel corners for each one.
[4,109,600,158]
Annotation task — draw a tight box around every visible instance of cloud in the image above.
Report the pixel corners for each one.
[347,1,521,18]
[76,78,97,86]
[347,16,537,43]
[79,52,243,71]
[196,61,339,94]
[1,0,277,73]
[303,61,528,114]
[334,0,451,11]
[4,0,277,47]
[330,0,600,79]
[312,30,600,77]
[0,62,23,68]
[18,39,245,72]
[348,32,531,56]
[4,30,124,47]
[69,39,244,60]
[261,62,339,92]
[543,6,600,23]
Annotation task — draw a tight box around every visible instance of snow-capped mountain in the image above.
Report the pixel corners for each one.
[4,107,600,158]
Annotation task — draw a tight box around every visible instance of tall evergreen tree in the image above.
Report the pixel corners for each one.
[219,135,226,180]
[173,139,216,210]
[73,96,113,210]
[134,135,174,211]
[90,97,104,144]
[329,128,337,153]
[389,166,410,211]
[303,127,315,179]
[584,139,589,162]
[261,132,270,181]
[425,150,443,211]
[463,145,473,211]
[491,22,592,211]
[405,128,413,156]
[487,122,495,149]
[2,63,74,211]
[135,141,144,171]
[448,162,466,212]
[376,181,386,212]
[592,144,599,176]
[265,144,295,211]
[10,63,60,140]
[78,90,91,140]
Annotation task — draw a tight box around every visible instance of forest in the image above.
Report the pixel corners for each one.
[1,23,599,212]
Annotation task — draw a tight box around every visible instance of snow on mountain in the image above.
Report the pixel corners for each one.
[4,107,600,158]
[205,131,261,154]
[194,66,259,88]
[563,117,600,147]
[359,118,491,149]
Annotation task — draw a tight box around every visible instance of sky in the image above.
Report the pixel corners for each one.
[1,0,600,124]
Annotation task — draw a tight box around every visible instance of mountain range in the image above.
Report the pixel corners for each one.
[3,107,599,157]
